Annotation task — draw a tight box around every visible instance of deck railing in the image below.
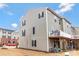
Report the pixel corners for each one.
[72,35,79,39]
[59,30,72,38]
[49,30,79,39]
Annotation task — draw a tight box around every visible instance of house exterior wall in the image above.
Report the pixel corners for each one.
[0,29,13,39]
[71,26,76,35]
[11,31,19,39]
[19,8,49,52]
[0,28,18,47]
[47,9,61,49]
[19,15,28,48]
[74,27,79,35]
[47,10,61,34]
[61,18,72,35]
[0,29,2,43]
[19,7,79,52]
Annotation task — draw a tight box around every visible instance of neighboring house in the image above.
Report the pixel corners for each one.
[19,7,79,52]
[0,27,19,48]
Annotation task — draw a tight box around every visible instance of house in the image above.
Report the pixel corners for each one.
[19,7,79,52]
[0,27,19,48]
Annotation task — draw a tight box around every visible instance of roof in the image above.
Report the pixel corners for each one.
[71,26,75,30]
[61,17,71,24]
[0,27,15,32]
[46,7,71,24]
[46,7,62,19]
[74,27,79,28]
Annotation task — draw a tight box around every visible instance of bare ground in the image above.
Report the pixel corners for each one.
[0,48,79,56]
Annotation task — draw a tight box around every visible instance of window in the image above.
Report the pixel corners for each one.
[67,25,68,28]
[2,35,6,38]
[8,41,11,43]
[32,40,37,47]
[59,19,61,25]
[14,36,16,39]
[13,41,15,44]
[33,27,35,35]
[38,13,40,19]
[42,12,44,17]
[8,36,11,39]
[38,12,44,19]
[2,30,6,34]
[55,19,56,22]
[22,20,26,26]
[22,30,26,36]
[8,32,11,34]
[54,40,60,48]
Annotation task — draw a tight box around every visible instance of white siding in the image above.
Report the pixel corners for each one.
[62,19,72,34]
[47,10,61,33]
[19,8,49,52]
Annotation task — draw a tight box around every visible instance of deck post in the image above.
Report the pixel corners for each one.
[64,39,68,50]
[59,38,63,50]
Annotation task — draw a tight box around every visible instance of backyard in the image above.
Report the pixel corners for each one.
[0,48,79,56]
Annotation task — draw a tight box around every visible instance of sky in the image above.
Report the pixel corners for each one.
[0,3,79,30]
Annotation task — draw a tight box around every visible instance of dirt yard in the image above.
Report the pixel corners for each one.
[0,48,79,56]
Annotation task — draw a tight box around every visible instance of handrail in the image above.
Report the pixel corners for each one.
[49,30,79,39]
